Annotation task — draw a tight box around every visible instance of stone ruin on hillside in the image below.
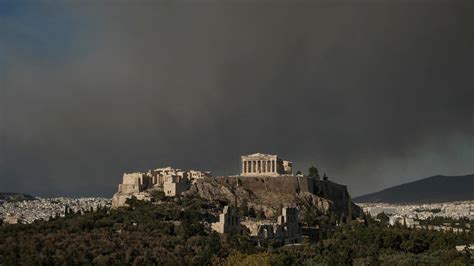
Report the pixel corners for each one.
[211,206,241,234]
[212,205,303,245]
[240,153,293,177]
[112,167,211,207]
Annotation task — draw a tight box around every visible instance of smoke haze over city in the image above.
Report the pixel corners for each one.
[0,0,473,197]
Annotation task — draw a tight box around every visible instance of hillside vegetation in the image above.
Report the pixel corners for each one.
[187,176,362,219]
[1,194,472,265]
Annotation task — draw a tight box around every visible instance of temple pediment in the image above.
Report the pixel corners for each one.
[245,153,275,158]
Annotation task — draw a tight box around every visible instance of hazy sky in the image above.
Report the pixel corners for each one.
[0,0,473,197]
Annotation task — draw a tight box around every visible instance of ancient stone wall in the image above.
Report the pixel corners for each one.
[122,173,143,185]
[189,175,361,218]
[219,176,303,194]
[298,176,315,194]
[212,206,241,234]
[163,182,191,197]
[312,179,362,217]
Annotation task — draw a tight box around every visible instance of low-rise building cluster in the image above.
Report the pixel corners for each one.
[359,201,474,233]
[0,197,111,224]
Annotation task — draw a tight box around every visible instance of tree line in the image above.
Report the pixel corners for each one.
[0,192,472,265]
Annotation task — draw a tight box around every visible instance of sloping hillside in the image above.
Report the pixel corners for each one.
[0,192,36,202]
[353,174,474,203]
[186,175,362,219]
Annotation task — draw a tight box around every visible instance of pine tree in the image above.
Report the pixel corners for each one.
[463,244,472,265]
[239,199,249,217]
[329,212,336,226]
[308,166,320,179]
[340,212,346,225]
[249,207,256,218]
[347,199,353,223]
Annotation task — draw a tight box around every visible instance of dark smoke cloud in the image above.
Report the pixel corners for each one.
[1,0,473,197]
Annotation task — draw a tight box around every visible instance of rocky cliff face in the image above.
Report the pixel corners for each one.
[184,176,362,219]
[312,179,363,217]
[111,174,362,220]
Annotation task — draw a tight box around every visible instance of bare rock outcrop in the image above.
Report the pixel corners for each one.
[185,176,361,219]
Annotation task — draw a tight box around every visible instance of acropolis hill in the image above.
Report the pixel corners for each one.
[112,153,362,219]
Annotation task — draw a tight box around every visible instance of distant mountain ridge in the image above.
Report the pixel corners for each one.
[353,174,474,204]
[0,192,36,202]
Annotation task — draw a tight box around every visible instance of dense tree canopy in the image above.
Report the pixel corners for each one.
[308,166,319,179]
[0,195,472,265]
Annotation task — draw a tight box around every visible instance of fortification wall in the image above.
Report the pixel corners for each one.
[217,175,318,195]
[298,176,315,194]
[212,175,361,217]
[313,180,348,200]
[216,175,320,195]
[122,173,142,184]
[312,180,361,217]
[215,176,352,199]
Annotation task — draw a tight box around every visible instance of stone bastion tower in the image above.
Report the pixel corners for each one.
[240,153,292,177]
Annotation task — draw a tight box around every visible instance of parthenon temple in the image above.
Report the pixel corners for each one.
[241,153,292,176]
